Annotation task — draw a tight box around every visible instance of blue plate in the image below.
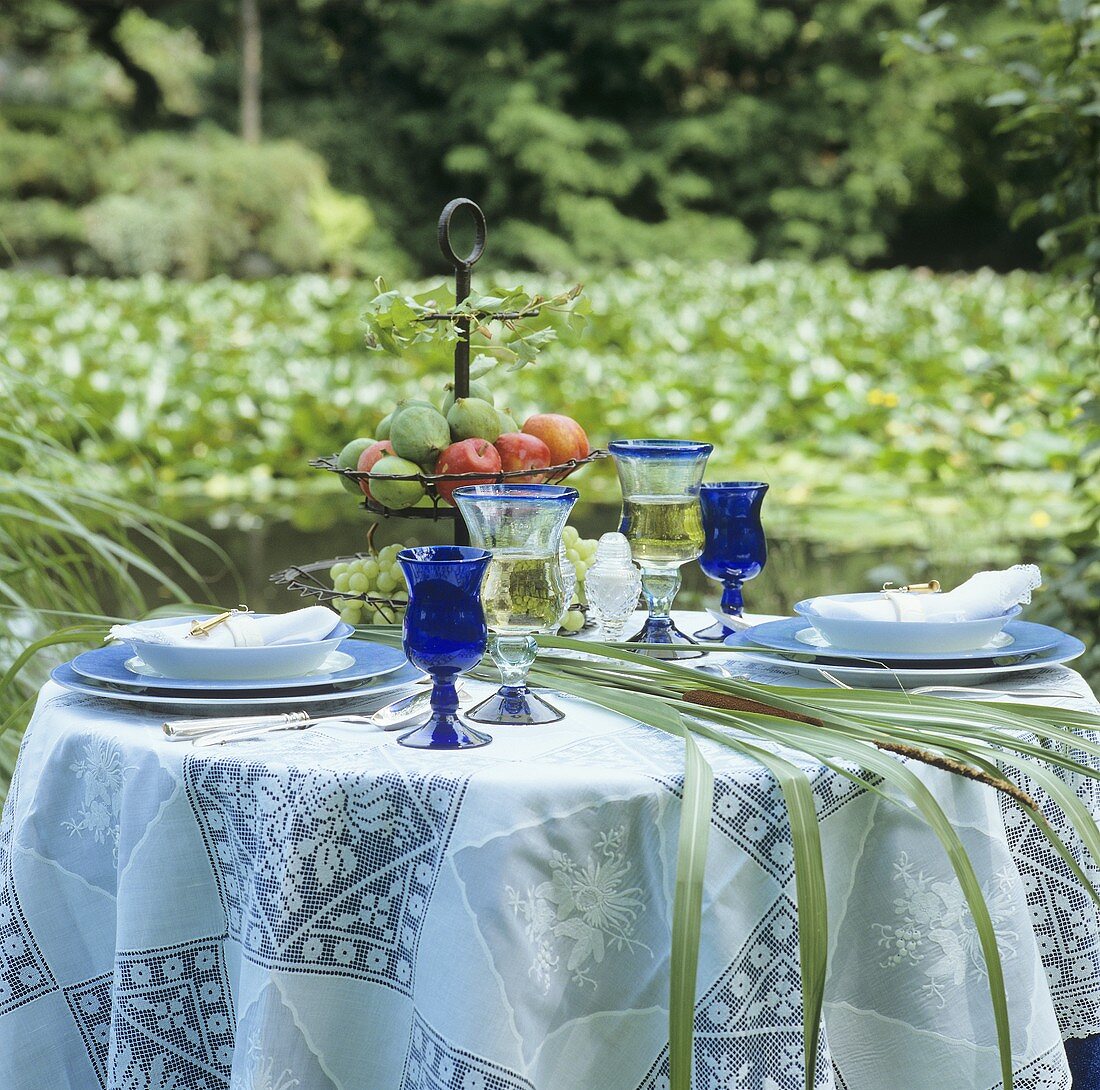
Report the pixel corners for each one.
[726,617,1066,667]
[720,628,1085,689]
[50,657,427,710]
[71,639,407,694]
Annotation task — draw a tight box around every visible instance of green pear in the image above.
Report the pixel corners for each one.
[390,403,451,466]
[441,380,494,414]
[447,397,501,443]
[369,455,425,510]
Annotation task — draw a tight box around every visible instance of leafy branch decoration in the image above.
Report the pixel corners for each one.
[363,279,586,372]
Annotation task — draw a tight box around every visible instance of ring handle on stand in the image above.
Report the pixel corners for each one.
[437,197,486,548]
[437,198,486,269]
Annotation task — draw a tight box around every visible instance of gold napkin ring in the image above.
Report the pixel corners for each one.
[188,605,251,639]
[881,580,941,594]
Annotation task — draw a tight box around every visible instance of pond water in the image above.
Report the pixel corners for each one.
[172,501,979,618]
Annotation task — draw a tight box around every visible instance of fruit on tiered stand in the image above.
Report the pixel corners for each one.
[331,382,591,513]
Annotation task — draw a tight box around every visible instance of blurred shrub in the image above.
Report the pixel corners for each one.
[82,190,210,277]
[0,197,85,261]
[0,124,403,278]
[495,198,754,270]
[84,130,326,276]
[0,114,119,202]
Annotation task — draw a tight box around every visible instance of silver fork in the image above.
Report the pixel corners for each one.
[815,669,1085,701]
[191,713,380,747]
[907,684,1086,701]
[177,684,455,746]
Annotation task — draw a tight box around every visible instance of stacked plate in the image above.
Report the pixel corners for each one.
[724,614,1085,689]
[52,618,426,712]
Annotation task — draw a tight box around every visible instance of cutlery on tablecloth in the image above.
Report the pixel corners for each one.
[906,684,1086,700]
[190,714,382,747]
[164,710,312,738]
[164,681,463,744]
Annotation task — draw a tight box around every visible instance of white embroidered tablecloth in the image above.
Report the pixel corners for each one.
[0,612,1096,1090]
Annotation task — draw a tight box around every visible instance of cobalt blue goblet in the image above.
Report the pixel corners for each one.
[396,545,493,750]
[693,482,769,641]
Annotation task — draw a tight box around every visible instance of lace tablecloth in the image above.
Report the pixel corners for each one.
[0,612,1097,1090]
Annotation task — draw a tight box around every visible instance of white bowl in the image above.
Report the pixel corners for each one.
[793,596,1022,655]
[117,616,354,681]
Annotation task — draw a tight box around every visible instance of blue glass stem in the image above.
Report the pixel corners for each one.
[429,677,461,731]
[721,579,745,617]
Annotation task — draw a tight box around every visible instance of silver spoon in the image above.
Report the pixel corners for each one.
[368,682,467,729]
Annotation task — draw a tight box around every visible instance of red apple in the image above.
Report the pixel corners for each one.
[495,432,552,483]
[521,413,589,466]
[434,439,502,505]
[355,440,394,498]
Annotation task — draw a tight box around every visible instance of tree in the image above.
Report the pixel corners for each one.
[239,0,261,143]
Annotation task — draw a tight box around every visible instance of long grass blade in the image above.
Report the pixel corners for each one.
[731,737,827,1090]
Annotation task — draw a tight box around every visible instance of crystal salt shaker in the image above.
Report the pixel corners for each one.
[585,533,642,641]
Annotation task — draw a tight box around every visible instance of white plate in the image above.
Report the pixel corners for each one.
[51,659,428,710]
[117,616,355,681]
[793,596,1021,654]
[793,627,1015,653]
[723,630,1085,689]
[126,650,356,679]
[71,640,406,694]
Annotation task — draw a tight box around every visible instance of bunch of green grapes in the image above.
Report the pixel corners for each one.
[560,525,600,633]
[328,542,409,624]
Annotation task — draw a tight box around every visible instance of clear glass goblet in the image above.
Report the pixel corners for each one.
[396,545,493,750]
[692,482,769,640]
[453,484,578,724]
[608,439,712,658]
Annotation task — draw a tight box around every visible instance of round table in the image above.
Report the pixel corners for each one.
[0,613,1097,1090]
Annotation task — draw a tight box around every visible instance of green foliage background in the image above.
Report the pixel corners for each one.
[0,0,1077,275]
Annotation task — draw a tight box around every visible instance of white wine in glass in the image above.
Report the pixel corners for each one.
[453,483,579,724]
[619,496,704,566]
[481,551,567,633]
[609,439,713,658]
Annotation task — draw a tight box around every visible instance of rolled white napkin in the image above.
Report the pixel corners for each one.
[109,606,342,648]
[808,565,1041,623]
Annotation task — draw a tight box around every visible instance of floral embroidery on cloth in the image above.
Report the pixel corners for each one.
[235,1026,300,1090]
[506,825,650,991]
[62,738,135,863]
[873,851,1018,1007]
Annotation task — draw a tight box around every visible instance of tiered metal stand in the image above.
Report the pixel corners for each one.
[273,198,604,616]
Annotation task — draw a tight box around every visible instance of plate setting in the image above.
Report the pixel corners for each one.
[70,639,407,694]
[722,625,1085,689]
[50,656,428,710]
[730,617,1064,667]
[125,650,357,680]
